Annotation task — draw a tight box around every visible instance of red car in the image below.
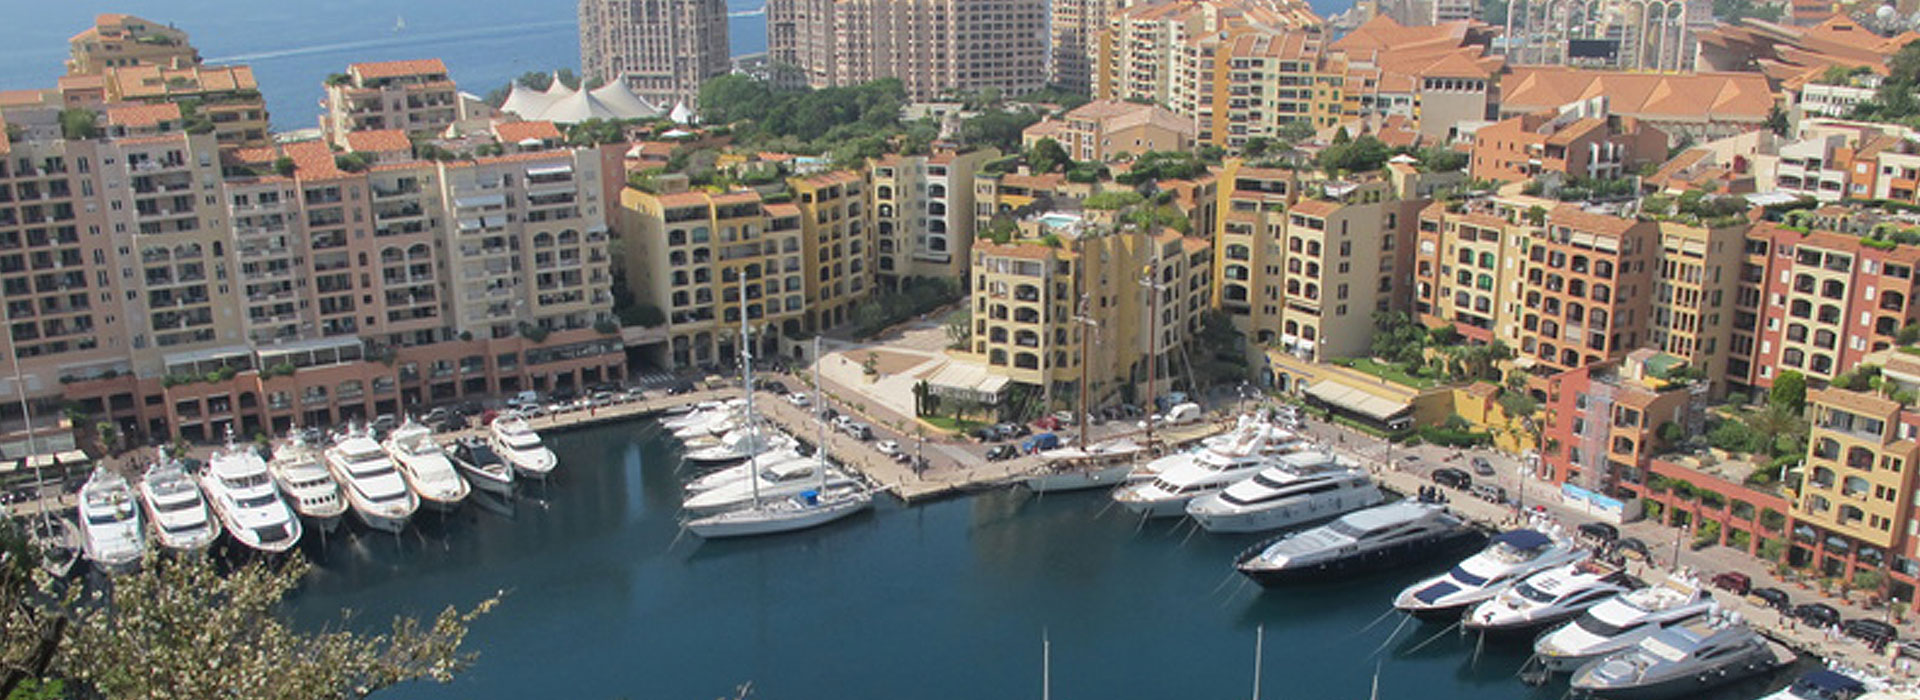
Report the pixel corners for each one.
[1031,416,1062,431]
[1710,571,1752,596]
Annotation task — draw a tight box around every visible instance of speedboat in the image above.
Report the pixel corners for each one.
[1571,612,1791,700]
[684,448,810,493]
[138,460,220,553]
[685,484,872,538]
[1393,526,1586,619]
[1024,439,1146,493]
[78,467,144,573]
[200,442,303,553]
[1464,559,1638,635]
[1534,577,1716,673]
[1112,422,1305,517]
[1128,415,1299,482]
[490,414,558,479]
[267,431,347,534]
[683,459,859,515]
[1186,451,1383,533]
[383,418,470,511]
[324,428,418,533]
[1757,669,1875,700]
[448,436,515,496]
[683,426,791,465]
[1235,501,1483,586]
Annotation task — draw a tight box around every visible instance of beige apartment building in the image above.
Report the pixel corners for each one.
[1092,0,1323,105]
[320,60,466,146]
[579,0,731,108]
[1022,100,1197,162]
[769,0,1048,100]
[66,13,199,75]
[791,171,872,330]
[1050,0,1125,92]
[59,14,269,149]
[871,149,1000,286]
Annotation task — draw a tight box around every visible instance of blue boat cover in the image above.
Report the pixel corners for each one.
[1491,529,1551,550]
[1413,581,1461,604]
[800,489,819,505]
[1798,670,1865,692]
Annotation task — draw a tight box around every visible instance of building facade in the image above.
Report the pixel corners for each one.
[579,0,731,108]
[769,0,1048,101]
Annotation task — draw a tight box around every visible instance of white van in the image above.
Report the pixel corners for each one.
[1140,402,1203,429]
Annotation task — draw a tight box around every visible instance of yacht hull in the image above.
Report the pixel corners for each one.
[1237,529,1484,586]
[1023,464,1134,493]
[1464,608,1587,637]
[304,511,345,535]
[686,497,871,538]
[1190,490,1385,534]
[1571,653,1780,700]
[353,507,411,534]
[456,467,514,496]
[1116,489,1216,518]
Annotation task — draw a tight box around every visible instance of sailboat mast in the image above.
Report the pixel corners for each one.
[813,336,826,491]
[740,276,760,508]
[1042,628,1051,700]
[1251,623,1264,700]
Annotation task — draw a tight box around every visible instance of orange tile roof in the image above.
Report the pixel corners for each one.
[653,191,712,208]
[1499,68,1774,122]
[350,59,449,80]
[344,129,411,153]
[1290,199,1341,216]
[494,120,562,144]
[974,241,1058,260]
[1549,204,1639,236]
[284,140,351,180]
[1812,387,1900,418]
[104,101,179,128]
[764,202,802,217]
[0,90,50,108]
[1001,173,1066,190]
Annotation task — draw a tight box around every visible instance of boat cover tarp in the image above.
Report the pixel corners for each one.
[1798,670,1865,692]
[1412,581,1461,604]
[1492,529,1551,550]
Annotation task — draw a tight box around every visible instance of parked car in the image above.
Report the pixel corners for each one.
[1614,537,1650,560]
[1430,467,1471,490]
[1793,602,1841,627]
[1709,571,1751,596]
[436,415,470,433]
[831,415,855,432]
[755,379,789,395]
[549,388,578,404]
[876,440,902,457]
[1051,411,1076,425]
[1844,618,1900,645]
[1749,587,1791,612]
[1577,522,1620,545]
[624,387,649,402]
[998,423,1031,439]
[1470,456,1495,477]
[1022,433,1060,453]
[370,414,398,437]
[846,424,873,441]
[1900,640,1920,661]
[590,391,615,407]
[519,404,548,418]
[971,428,998,443]
[420,407,452,425]
[891,452,913,464]
[985,445,1018,461]
[666,381,696,395]
[507,390,540,408]
[1469,484,1508,504]
[1032,416,1062,431]
[787,393,811,408]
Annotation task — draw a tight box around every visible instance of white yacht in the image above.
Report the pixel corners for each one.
[1186,451,1382,533]
[672,408,742,441]
[137,460,220,553]
[1571,613,1792,700]
[683,460,860,515]
[1235,501,1483,586]
[683,426,791,465]
[1533,577,1717,673]
[448,436,515,496]
[200,442,303,553]
[1463,559,1637,634]
[1128,414,1297,481]
[684,448,810,493]
[1112,422,1304,517]
[383,419,470,511]
[78,467,144,573]
[1024,439,1145,493]
[661,400,736,432]
[1757,669,1875,700]
[324,429,418,533]
[489,414,558,479]
[267,432,347,534]
[1393,526,1587,619]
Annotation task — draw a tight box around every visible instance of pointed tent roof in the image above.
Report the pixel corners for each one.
[588,80,662,118]
[500,82,561,120]
[669,101,695,125]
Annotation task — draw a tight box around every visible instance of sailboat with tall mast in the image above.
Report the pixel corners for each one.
[685,328,871,538]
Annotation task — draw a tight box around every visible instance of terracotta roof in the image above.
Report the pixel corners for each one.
[764,203,802,217]
[1812,387,1901,419]
[653,191,712,208]
[1500,68,1774,123]
[1290,199,1340,216]
[974,241,1058,260]
[284,140,351,180]
[0,90,50,108]
[108,64,256,99]
[1000,173,1066,190]
[1548,204,1639,236]
[1024,119,1069,139]
[1181,236,1211,253]
[104,101,179,128]
[494,120,562,144]
[344,129,411,153]
[350,59,449,80]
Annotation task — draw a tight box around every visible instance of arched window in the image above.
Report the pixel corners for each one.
[928,184,946,198]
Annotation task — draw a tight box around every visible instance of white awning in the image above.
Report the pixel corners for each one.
[1306,380,1411,422]
[454,193,507,210]
[53,450,88,466]
[526,163,574,178]
[25,454,56,469]
[926,362,1012,402]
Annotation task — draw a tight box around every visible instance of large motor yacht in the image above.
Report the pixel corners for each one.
[1533,577,1716,673]
[79,467,145,573]
[1393,526,1587,619]
[1234,501,1482,586]
[489,414,558,479]
[1111,421,1305,517]
[1756,669,1875,700]
[1570,612,1792,700]
[200,441,303,553]
[324,428,419,533]
[267,431,347,534]
[1127,414,1299,482]
[383,418,470,511]
[1186,451,1382,533]
[137,460,220,553]
[1463,559,1638,635]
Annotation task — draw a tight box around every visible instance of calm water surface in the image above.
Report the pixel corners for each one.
[283,420,1803,699]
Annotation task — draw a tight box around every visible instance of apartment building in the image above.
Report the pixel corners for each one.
[1093,0,1324,107]
[771,0,1048,101]
[1469,98,1668,184]
[1049,0,1124,92]
[1647,220,1745,398]
[1177,29,1349,149]
[871,149,1000,287]
[1796,384,1920,584]
[1330,16,1503,140]
[1022,100,1198,163]
[790,171,871,330]
[320,60,464,146]
[579,0,730,108]
[1747,223,1920,387]
[617,189,809,368]
[968,215,1210,409]
[66,13,198,75]
[93,64,271,149]
[1538,351,1704,493]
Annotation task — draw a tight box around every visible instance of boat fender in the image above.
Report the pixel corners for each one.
[1696,674,1709,684]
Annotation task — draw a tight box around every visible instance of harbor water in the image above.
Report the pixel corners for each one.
[286,419,1807,699]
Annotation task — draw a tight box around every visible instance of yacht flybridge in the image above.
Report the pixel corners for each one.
[138,460,220,553]
[324,427,418,533]
[1464,559,1637,634]
[383,418,470,511]
[490,414,558,479]
[1186,451,1382,533]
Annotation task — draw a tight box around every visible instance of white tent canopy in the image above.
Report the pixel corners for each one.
[499,75,663,124]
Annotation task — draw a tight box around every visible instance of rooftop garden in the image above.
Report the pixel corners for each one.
[1638,190,1750,228]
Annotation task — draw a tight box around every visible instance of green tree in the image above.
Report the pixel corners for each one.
[1770,370,1807,413]
[1275,120,1317,145]
[1241,136,1273,158]
[1026,137,1070,174]
[697,74,776,125]
[960,110,1042,151]
[1316,135,1392,175]
[57,109,98,141]
[1114,151,1206,184]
